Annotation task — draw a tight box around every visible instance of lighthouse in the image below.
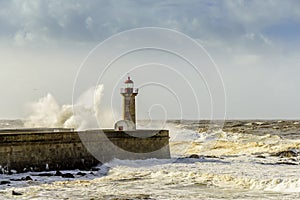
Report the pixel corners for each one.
[114,76,139,131]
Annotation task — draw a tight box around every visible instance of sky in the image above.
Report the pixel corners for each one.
[1,0,300,120]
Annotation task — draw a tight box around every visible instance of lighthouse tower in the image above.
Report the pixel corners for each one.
[115,76,138,131]
[121,76,138,124]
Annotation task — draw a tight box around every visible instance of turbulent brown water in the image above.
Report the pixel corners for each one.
[1,119,300,199]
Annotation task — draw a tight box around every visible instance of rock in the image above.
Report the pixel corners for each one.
[204,155,219,159]
[256,155,266,159]
[76,172,86,176]
[0,180,10,185]
[21,176,32,181]
[10,178,21,181]
[274,150,298,158]
[275,161,298,165]
[37,173,53,176]
[290,158,298,162]
[189,154,200,159]
[62,173,74,178]
[12,190,22,195]
[54,170,62,176]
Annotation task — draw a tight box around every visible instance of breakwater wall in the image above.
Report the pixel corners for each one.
[0,129,170,172]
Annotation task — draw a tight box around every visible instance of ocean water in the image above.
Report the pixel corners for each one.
[1,120,300,199]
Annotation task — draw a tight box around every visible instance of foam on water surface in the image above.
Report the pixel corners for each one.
[1,120,300,199]
[1,157,300,199]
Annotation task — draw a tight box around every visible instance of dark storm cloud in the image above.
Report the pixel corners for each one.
[0,0,299,46]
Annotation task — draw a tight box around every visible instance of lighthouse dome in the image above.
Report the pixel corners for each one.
[124,76,133,84]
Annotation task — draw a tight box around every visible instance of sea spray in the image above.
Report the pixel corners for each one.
[24,93,64,128]
[24,85,109,130]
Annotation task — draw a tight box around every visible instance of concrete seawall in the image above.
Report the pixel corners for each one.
[0,129,170,172]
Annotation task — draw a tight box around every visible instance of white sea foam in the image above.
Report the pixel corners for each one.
[166,122,300,157]
[2,119,300,199]
[105,158,175,168]
[264,178,300,193]
[168,123,201,142]
[103,158,300,195]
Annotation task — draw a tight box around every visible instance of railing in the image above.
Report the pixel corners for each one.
[120,88,138,94]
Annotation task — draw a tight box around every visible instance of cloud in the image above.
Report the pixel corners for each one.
[233,54,261,66]
[0,0,299,47]
[1,0,300,119]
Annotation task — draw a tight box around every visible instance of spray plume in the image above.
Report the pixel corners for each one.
[24,85,108,130]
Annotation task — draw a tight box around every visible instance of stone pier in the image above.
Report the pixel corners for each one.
[0,128,170,172]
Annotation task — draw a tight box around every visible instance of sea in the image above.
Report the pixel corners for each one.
[1,119,300,199]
